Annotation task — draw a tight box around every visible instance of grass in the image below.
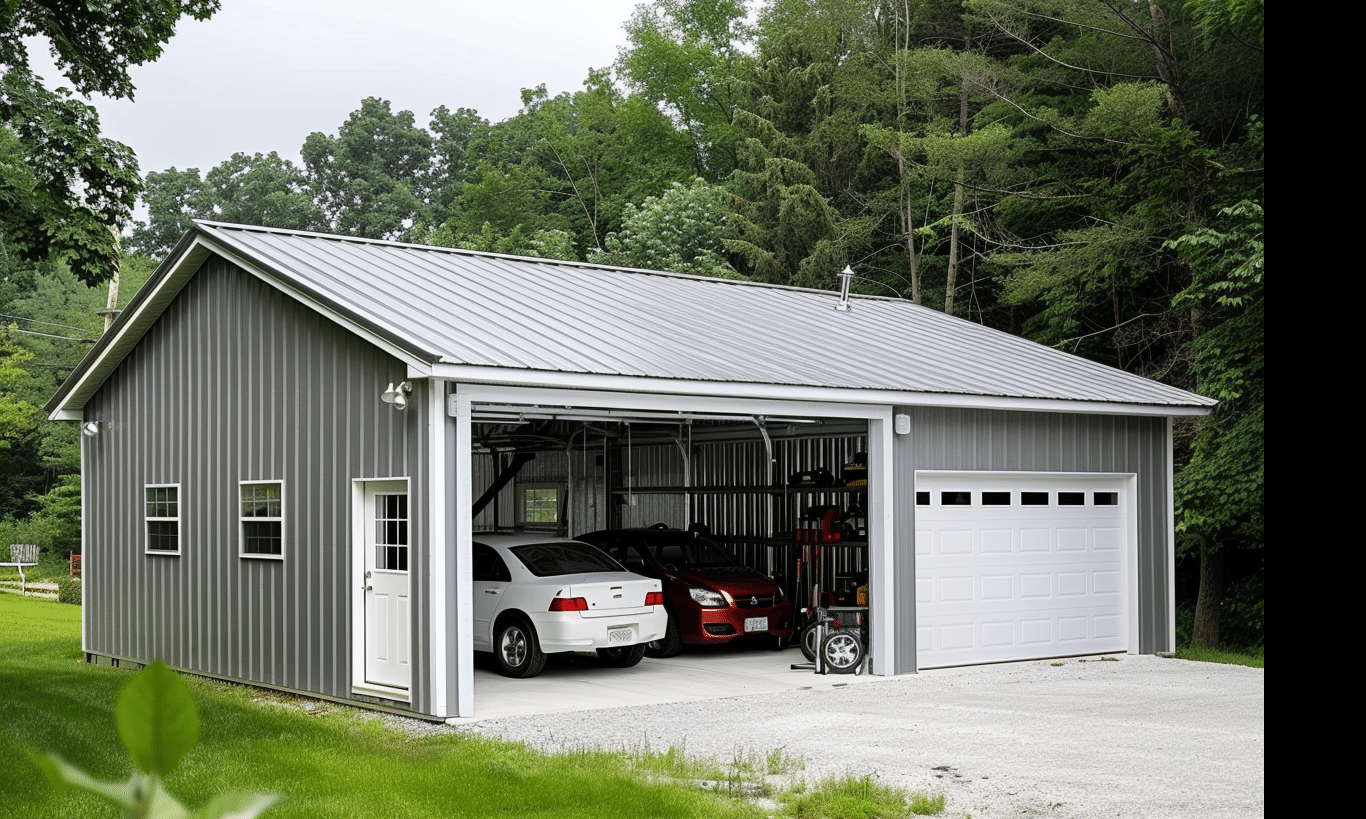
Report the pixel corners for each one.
[1174,644,1264,668]
[0,594,945,818]
[782,774,945,819]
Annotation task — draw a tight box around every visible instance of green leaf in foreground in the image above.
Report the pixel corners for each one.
[117,660,201,777]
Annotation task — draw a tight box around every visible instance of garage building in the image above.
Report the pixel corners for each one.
[47,222,1214,719]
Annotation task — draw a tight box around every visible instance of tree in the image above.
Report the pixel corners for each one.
[125,167,214,257]
[618,0,755,177]
[590,177,741,277]
[128,152,325,257]
[301,97,433,239]
[1,0,220,284]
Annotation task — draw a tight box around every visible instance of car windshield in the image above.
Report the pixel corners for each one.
[646,538,743,569]
[508,541,625,577]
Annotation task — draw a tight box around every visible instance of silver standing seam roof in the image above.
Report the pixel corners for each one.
[48,221,1215,417]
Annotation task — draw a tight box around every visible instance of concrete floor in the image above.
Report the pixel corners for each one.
[458,642,878,721]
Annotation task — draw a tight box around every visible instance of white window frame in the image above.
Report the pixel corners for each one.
[514,482,563,531]
[144,483,181,556]
[239,480,284,560]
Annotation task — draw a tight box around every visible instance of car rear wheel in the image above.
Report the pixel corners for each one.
[495,616,547,678]
[644,613,683,658]
[596,643,647,667]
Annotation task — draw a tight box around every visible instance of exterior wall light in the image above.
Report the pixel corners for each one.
[381,381,413,411]
[82,420,102,437]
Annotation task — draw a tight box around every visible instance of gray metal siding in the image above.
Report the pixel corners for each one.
[82,257,430,710]
[889,407,1172,673]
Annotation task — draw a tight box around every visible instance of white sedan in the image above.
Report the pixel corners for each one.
[472,533,668,677]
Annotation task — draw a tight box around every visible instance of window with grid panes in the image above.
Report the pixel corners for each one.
[240,482,283,557]
[145,485,180,554]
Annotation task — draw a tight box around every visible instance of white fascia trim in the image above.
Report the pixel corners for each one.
[202,239,434,376]
[426,383,449,718]
[46,240,208,420]
[429,365,1212,418]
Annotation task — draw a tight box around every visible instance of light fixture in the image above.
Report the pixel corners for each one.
[381,381,413,411]
[81,420,102,438]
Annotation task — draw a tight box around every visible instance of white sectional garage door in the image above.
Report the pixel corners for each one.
[915,473,1131,669]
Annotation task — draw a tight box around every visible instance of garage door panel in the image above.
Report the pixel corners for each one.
[981,529,1013,553]
[916,474,1128,668]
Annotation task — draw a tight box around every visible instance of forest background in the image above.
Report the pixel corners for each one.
[0,0,1263,649]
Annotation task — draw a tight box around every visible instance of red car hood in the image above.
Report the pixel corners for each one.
[671,566,780,597]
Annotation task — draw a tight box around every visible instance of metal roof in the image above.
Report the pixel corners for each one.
[48,221,1215,417]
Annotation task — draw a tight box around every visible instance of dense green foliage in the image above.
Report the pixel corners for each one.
[6,0,1263,647]
[1,0,220,285]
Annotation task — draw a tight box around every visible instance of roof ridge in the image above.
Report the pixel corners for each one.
[191,220,905,302]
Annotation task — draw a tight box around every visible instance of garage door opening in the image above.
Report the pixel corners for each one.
[463,401,878,701]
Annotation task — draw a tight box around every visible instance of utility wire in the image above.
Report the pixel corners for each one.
[0,313,95,333]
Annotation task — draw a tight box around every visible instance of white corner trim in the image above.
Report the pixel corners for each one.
[427,382,449,717]
[451,390,475,718]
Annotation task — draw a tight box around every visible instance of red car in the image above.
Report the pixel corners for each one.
[577,527,794,657]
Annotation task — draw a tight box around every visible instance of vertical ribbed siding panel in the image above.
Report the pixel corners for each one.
[83,257,427,710]
[893,407,1172,672]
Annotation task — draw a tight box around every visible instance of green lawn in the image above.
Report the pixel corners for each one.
[0,594,943,818]
[0,594,759,818]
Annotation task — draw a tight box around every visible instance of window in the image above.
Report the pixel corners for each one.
[982,491,1011,506]
[1058,491,1085,506]
[374,492,408,571]
[516,483,562,530]
[240,481,283,558]
[1093,492,1119,506]
[915,491,930,506]
[145,485,180,554]
[1021,492,1050,506]
[940,491,972,506]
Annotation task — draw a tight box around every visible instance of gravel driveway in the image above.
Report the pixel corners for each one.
[440,654,1264,818]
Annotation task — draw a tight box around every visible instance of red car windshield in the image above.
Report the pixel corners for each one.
[645,538,743,569]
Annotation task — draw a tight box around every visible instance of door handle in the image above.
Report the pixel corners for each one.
[362,585,372,591]
[484,589,500,594]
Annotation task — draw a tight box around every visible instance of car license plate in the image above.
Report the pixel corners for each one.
[608,627,633,643]
[744,617,768,633]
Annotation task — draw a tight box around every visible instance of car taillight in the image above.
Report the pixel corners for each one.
[548,597,588,612]
[645,591,665,606]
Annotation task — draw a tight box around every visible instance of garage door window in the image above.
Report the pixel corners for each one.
[1058,492,1085,506]
[1021,491,1049,506]
[941,491,971,505]
[982,492,1011,506]
[916,491,930,505]
[1094,492,1119,505]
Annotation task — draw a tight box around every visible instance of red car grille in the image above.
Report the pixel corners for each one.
[736,595,778,608]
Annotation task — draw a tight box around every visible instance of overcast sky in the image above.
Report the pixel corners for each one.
[28,0,645,178]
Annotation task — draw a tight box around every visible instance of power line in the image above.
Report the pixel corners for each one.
[1,327,97,343]
[0,313,94,333]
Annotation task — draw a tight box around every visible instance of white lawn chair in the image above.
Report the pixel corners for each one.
[2,544,39,593]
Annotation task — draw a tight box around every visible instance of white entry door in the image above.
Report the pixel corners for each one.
[361,481,411,691]
[915,473,1130,669]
